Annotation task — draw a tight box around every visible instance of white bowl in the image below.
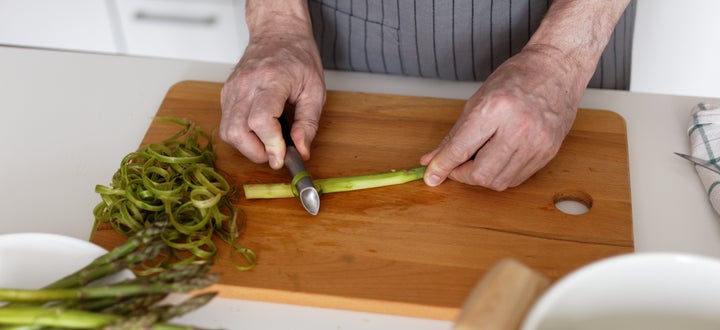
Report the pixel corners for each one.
[0,232,132,289]
[522,252,720,330]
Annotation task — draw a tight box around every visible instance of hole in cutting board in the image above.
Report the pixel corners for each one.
[553,190,593,215]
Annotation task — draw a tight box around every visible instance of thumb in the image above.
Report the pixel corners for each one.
[423,151,455,187]
[423,136,483,187]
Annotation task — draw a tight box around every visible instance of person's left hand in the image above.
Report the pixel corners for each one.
[420,45,583,191]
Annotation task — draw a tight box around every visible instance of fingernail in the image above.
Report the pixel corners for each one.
[425,174,443,187]
[269,155,282,169]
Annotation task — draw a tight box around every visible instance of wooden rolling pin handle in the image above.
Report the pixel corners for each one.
[453,258,551,330]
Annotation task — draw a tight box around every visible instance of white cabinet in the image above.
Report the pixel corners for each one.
[0,0,248,63]
[0,0,118,53]
[113,0,247,63]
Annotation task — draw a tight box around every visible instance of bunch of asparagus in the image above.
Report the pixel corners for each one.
[0,221,219,330]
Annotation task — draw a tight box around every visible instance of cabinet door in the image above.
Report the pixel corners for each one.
[0,0,118,53]
[114,0,246,63]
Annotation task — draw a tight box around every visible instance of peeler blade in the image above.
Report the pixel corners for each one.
[674,152,720,174]
[279,110,321,215]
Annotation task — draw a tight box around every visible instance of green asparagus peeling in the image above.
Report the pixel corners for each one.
[92,117,255,272]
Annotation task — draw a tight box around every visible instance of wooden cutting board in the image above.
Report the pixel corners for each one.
[91,80,633,320]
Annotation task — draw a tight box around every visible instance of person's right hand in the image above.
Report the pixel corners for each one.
[219,1,325,170]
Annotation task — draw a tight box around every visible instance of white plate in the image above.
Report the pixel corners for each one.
[0,232,132,289]
[522,252,720,330]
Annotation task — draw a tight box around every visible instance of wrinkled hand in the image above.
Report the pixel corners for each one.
[220,23,325,169]
[421,46,581,191]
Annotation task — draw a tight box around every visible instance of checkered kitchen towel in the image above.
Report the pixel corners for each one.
[688,103,720,215]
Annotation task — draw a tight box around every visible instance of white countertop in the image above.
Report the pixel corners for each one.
[1,46,719,329]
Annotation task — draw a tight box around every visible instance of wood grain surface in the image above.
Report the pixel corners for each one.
[91,80,633,320]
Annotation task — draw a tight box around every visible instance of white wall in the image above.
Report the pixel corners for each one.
[631,0,720,98]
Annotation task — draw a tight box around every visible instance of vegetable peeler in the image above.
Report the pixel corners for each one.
[279,111,320,215]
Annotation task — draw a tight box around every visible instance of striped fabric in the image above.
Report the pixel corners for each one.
[688,103,720,215]
[308,0,637,90]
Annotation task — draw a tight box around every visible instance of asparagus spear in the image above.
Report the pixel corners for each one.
[46,219,167,290]
[0,274,218,302]
[243,166,427,199]
[0,307,210,330]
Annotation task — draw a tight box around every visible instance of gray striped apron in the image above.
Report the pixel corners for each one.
[308,0,636,90]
